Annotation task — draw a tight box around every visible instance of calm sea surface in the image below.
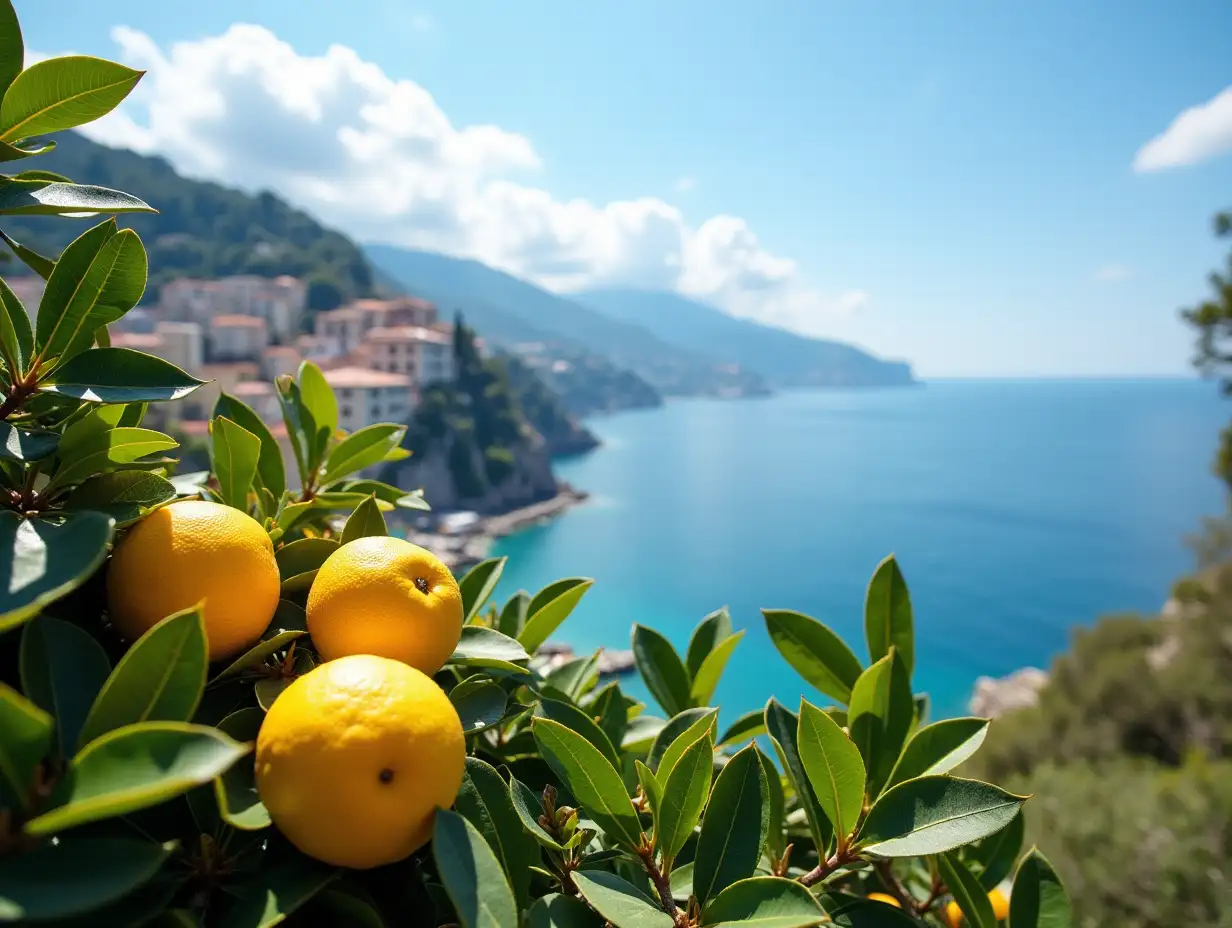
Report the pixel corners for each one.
[492,380,1227,720]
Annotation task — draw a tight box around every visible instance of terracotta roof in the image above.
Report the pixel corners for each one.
[211,314,267,328]
[322,366,412,388]
[316,307,363,321]
[262,345,300,357]
[365,325,450,345]
[232,381,275,397]
[200,362,260,377]
[112,333,165,350]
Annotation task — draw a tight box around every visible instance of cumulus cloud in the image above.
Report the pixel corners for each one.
[1094,264,1131,282]
[65,24,856,332]
[1134,86,1232,172]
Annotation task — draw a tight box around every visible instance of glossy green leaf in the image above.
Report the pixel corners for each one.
[938,852,997,928]
[764,698,833,856]
[211,601,306,681]
[797,699,866,846]
[1010,847,1073,928]
[857,775,1028,858]
[340,494,388,543]
[209,415,261,511]
[459,556,507,624]
[519,577,594,653]
[649,707,717,778]
[536,697,621,769]
[0,510,114,632]
[756,745,787,859]
[76,605,208,749]
[0,275,32,375]
[686,606,733,679]
[214,707,269,831]
[0,227,53,278]
[848,650,913,799]
[693,744,770,908]
[57,402,125,456]
[509,776,566,851]
[64,469,177,526]
[690,629,744,706]
[622,713,668,753]
[275,537,338,581]
[0,0,21,101]
[829,897,921,927]
[702,876,827,927]
[221,857,335,928]
[572,871,673,928]
[450,624,531,672]
[545,651,600,701]
[433,807,518,928]
[47,427,177,492]
[971,810,1025,890]
[320,423,405,484]
[297,360,337,455]
[19,615,110,756]
[42,347,202,403]
[718,709,767,748]
[0,179,153,216]
[763,609,863,705]
[0,56,142,141]
[497,590,530,638]
[273,375,315,485]
[26,722,250,836]
[532,717,642,850]
[864,555,914,675]
[455,757,540,909]
[0,421,58,461]
[0,837,172,922]
[214,392,286,499]
[886,717,990,790]
[632,624,692,717]
[0,682,52,810]
[526,893,605,928]
[635,758,662,839]
[657,725,713,862]
[451,680,507,734]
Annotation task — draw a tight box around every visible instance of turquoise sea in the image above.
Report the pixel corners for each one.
[492,380,1227,721]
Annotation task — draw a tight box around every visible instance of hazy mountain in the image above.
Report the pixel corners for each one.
[576,288,913,387]
[364,244,770,400]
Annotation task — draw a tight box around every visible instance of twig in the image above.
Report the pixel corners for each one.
[873,859,914,911]
[798,846,857,887]
[638,846,686,928]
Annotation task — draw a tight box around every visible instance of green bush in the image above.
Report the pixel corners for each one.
[0,5,1070,927]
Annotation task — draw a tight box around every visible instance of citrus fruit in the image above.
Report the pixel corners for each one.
[306,536,463,673]
[944,901,962,926]
[988,888,1010,920]
[254,654,465,868]
[867,892,902,908]
[107,499,280,660]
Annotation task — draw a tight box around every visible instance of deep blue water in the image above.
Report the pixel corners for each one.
[492,380,1227,721]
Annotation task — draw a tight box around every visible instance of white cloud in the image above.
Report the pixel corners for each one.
[1134,86,1232,172]
[673,175,696,193]
[1094,264,1131,282]
[63,24,858,332]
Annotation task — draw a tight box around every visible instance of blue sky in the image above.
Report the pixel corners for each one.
[20,1,1232,377]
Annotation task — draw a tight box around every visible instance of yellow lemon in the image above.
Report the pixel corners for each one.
[107,499,279,660]
[306,536,462,674]
[988,888,1010,920]
[867,892,902,908]
[254,654,465,869]
[944,901,963,927]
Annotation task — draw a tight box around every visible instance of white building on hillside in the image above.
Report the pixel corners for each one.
[161,275,307,341]
[314,296,438,354]
[323,366,413,432]
[359,325,453,387]
[210,314,269,361]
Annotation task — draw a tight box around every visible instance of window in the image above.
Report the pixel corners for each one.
[341,405,352,418]
[338,388,353,400]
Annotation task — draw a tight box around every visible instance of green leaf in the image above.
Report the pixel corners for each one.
[459,556,507,624]
[310,888,387,928]
[0,56,142,141]
[273,375,315,486]
[455,757,540,910]
[764,698,832,857]
[536,696,622,770]
[209,416,261,512]
[971,811,1025,890]
[717,709,767,748]
[64,470,177,526]
[451,680,507,734]
[828,897,921,927]
[47,427,177,492]
[498,591,529,640]
[0,837,172,922]
[797,699,866,846]
[938,852,997,928]
[432,807,518,928]
[847,650,913,800]
[0,0,21,101]
[0,227,53,279]
[649,707,717,777]
[763,609,863,705]
[0,179,153,216]
[635,758,662,839]
[450,625,531,672]
[657,724,713,862]
[526,893,605,928]
[19,615,110,757]
[509,777,566,851]
[545,652,600,701]
[886,717,990,790]
[340,494,388,543]
[693,744,769,908]
[686,606,733,679]
[0,421,58,461]
[519,577,593,653]
[297,360,337,458]
[214,392,286,499]
[531,717,643,850]
[213,707,269,831]
[211,601,307,681]
[25,721,250,836]
[0,682,52,811]
[864,555,914,675]
[1009,847,1072,928]
[221,858,335,928]
[857,775,1028,858]
[622,713,667,753]
[320,423,405,484]
[0,275,32,375]
[572,871,673,928]
[702,876,827,927]
[42,347,202,403]
[0,510,114,633]
[632,624,692,717]
[690,629,744,706]
[57,403,125,457]
[76,606,209,749]
[275,536,338,582]
[756,746,787,859]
